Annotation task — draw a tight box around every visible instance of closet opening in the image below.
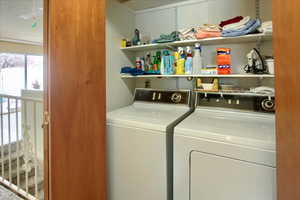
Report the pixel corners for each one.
[106,0,275,200]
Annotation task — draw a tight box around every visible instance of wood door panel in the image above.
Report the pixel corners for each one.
[273,1,300,199]
[46,0,106,199]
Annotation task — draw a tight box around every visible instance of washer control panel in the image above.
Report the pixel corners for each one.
[171,93,182,103]
[134,89,190,105]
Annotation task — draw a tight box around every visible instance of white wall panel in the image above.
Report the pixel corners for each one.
[106,0,136,111]
[260,0,272,21]
[208,0,256,24]
[177,1,209,29]
[135,8,176,41]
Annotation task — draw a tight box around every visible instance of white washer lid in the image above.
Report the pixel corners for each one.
[175,107,275,151]
[107,102,191,132]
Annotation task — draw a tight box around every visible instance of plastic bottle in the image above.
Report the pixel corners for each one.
[145,52,152,72]
[163,50,173,75]
[140,57,145,71]
[160,53,165,75]
[154,51,162,73]
[185,46,193,74]
[135,57,142,69]
[176,47,185,75]
[174,51,179,74]
[193,43,203,74]
[152,55,158,72]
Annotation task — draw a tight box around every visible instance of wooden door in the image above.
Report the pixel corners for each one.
[273,1,300,199]
[44,0,107,199]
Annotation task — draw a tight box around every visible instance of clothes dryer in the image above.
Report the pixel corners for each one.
[174,92,276,200]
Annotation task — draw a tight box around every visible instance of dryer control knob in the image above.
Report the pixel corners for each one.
[171,93,182,103]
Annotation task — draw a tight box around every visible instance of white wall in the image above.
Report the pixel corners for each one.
[106,0,136,111]
[134,0,273,90]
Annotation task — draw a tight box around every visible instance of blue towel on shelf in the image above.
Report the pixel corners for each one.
[121,67,145,76]
[222,19,261,37]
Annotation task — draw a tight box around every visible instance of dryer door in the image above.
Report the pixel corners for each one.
[190,151,276,200]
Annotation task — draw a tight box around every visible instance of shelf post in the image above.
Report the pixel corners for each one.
[256,0,261,20]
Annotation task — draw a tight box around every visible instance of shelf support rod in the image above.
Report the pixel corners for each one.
[256,0,262,51]
[255,0,261,20]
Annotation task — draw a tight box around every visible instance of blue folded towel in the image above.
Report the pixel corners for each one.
[121,67,145,76]
[222,19,261,37]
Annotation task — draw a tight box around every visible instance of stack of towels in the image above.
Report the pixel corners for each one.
[179,24,221,40]
[220,16,262,37]
[195,24,221,39]
[179,28,197,40]
[258,21,272,34]
[177,16,272,41]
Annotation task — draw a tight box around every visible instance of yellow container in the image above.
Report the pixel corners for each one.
[176,58,185,75]
[121,39,127,48]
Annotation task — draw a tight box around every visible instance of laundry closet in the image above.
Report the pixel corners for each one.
[106,0,275,200]
[106,0,273,111]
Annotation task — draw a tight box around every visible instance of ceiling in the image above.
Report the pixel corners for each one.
[0,0,43,44]
[0,0,190,44]
[123,0,190,11]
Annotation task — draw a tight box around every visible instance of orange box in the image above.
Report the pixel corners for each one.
[217,48,231,66]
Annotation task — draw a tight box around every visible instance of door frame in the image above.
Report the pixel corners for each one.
[43,0,49,199]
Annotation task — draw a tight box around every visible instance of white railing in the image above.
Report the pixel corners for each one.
[0,93,44,200]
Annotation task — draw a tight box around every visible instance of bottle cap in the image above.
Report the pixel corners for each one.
[195,43,201,51]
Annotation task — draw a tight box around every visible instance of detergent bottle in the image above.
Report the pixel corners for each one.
[176,47,185,75]
[163,50,175,75]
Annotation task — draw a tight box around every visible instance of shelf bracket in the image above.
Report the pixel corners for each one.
[165,45,176,51]
[187,77,193,81]
[257,36,262,51]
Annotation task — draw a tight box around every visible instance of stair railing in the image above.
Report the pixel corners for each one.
[0,93,43,200]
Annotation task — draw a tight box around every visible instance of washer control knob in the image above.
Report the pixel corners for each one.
[171,93,182,103]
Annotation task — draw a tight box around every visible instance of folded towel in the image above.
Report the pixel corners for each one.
[198,24,221,32]
[222,19,261,37]
[258,21,273,33]
[152,31,180,43]
[121,67,145,76]
[220,16,243,27]
[222,19,256,33]
[195,30,221,39]
[179,28,197,40]
[223,16,251,31]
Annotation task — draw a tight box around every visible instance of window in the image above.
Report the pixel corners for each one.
[0,53,25,95]
[0,53,43,96]
[27,55,43,90]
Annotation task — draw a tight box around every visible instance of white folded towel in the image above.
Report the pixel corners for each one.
[222,16,251,31]
[258,21,273,33]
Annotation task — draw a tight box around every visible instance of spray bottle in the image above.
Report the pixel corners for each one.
[193,43,203,74]
[176,47,185,75]
[185,46,193,74]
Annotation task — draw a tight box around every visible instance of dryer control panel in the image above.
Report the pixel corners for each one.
[195,92,275,113]
[134,89,190,105]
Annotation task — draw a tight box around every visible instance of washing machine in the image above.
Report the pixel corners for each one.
[107,88,193,200]
[174,92,276,200]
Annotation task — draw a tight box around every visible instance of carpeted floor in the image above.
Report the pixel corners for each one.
[0,185,23,200]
